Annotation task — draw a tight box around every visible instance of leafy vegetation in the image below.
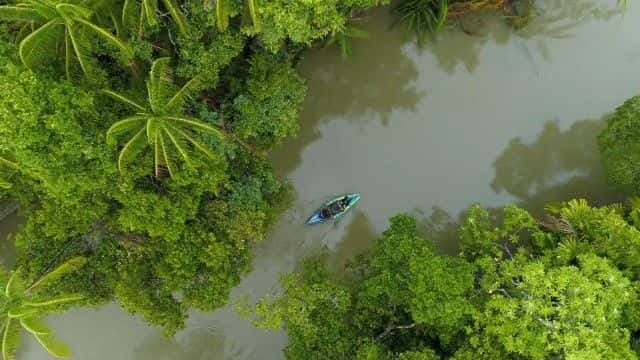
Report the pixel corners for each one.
[1,257,86,359]
[599,96,640,194]
[248,200,640,358]
[0,0,395,345]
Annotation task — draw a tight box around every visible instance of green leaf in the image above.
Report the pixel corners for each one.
[142,0,158,26]
[107,115,147,140]
[165,75,203,111]
[75,17,133,59]
[215,0,228,32]
[147,57,174,113]
[33,333,71,359]
[19,20,61,71]
[117,127,147,173]
[166,116,224,137]
[20,317,51,335]
[23,294,83,308]
[0,6,45,22]
[5,271,24,299]
[27,257,87,292]
[1,318,21,360]
[161,0,188,35]
[246,0,259,31]
[102,90,147,112]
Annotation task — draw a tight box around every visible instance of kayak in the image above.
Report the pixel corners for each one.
[306,193,361,225]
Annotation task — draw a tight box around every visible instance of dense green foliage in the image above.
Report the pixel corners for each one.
[0,257,86,359]
[0,0,390,339]
[599,96,640,194]
[251,200,640,358]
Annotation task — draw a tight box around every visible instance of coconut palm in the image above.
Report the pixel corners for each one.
[213,0,259,32]
[0,0,133,79]
[0,257,87,359]
[121,0,189,38]
[105,57,224,178]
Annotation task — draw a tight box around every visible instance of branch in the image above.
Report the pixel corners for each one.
[376,322,418,341]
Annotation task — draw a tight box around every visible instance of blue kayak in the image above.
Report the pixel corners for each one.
[306,193,361,225]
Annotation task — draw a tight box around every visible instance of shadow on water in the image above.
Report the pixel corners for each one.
[326,211,377,269]
[272,6,423,177]
[134,323,254,360]
[411,115,622,252]
[490,117,622,214]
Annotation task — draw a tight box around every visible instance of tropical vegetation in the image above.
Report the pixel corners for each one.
[0,0,637,358]
[248,200,640,359]
[1,257,86,359]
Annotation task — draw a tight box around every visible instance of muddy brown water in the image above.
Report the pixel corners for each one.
[3,1,639,358]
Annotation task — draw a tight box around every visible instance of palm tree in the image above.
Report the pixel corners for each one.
[105,57,224,178]
[122,0,189,38]
[0,257,87,360]
[0,0,133,80]
[213,0,259,32]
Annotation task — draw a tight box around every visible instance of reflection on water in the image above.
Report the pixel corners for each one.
[272,8,422,176]
[14,1,640,359]
[134,323,253,360]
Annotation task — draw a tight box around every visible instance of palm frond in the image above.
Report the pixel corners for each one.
[74,17,134,59]
[1,318,21,360]
[165,74,203,111]
[19,20,61,71]
[215,0,228,32]
[27,257,87,292]
[102,90,147,112]
[169,124,217,159]
[23,294,83,308]
[121,0,139,34]
[107,116,147,140]
[5,271,25,299]
[0,181,10,189]
[163,127,192,167]
[147,57,174,113]
[117,127,147,172]
[158,132,175,177]
[20,317,51,335]
[167,116,224,137]
[161,0,188,35]
[246,0,259,31]
[142,0,158,26]
[0,6,45,22]
[7,306,39,319]
[33,332,71,359]
[65,22,93,75]
[55,3,92,20]
[0,157,18,170]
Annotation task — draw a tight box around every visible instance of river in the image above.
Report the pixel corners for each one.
[3,0,640,358]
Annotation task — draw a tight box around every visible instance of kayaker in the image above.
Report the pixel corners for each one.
[320,208,331,219]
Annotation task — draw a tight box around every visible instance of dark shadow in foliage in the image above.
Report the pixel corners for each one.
[271,7,422,176]
[134,323,254,360]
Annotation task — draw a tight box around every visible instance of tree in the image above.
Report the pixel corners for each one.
[105,57,224,177]
[248,201,640,359]
[598,96,640,194]
[122,0,189,37]
[0,257,86,359]
[214,0,259,32]
[0,0,133,79]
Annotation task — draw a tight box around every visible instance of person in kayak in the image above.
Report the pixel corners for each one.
[320,208,332,219]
